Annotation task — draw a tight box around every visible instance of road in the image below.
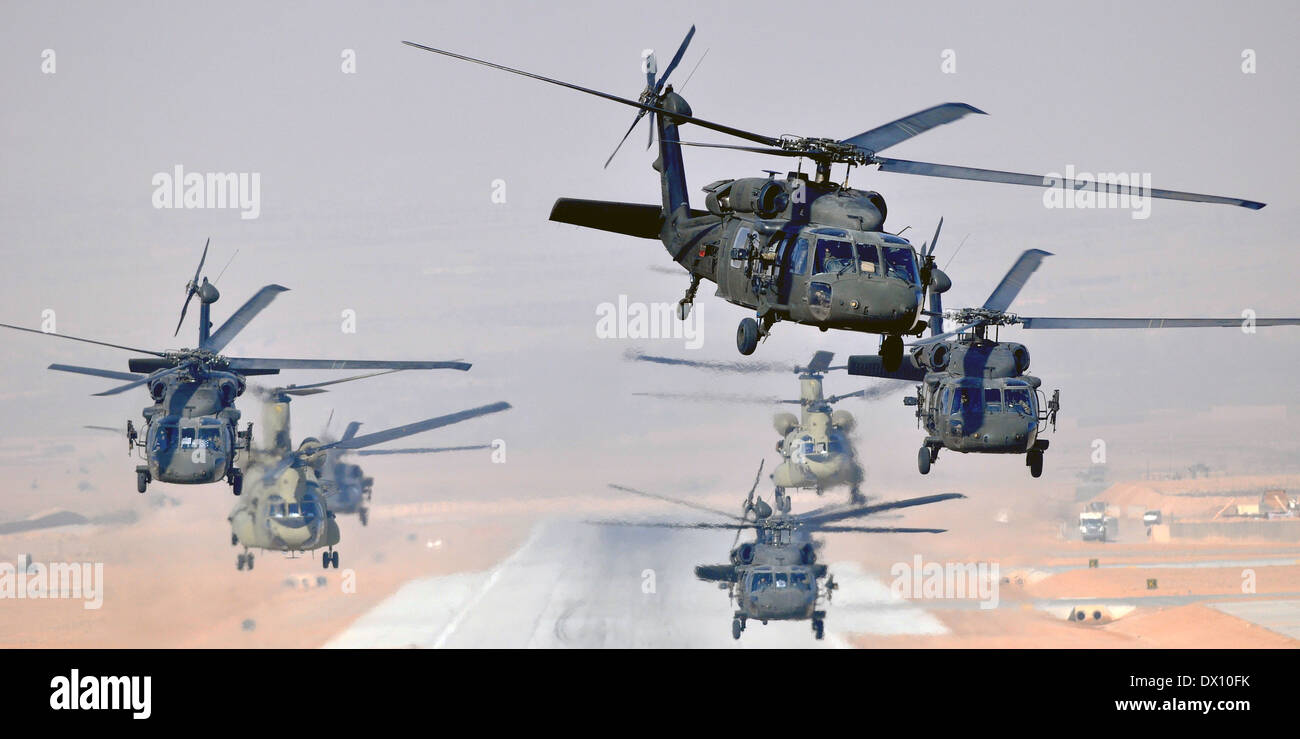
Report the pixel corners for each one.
[325,520,947,648]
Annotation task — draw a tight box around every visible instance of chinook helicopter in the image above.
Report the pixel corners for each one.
[599,461,963,640]
[230,386,510,571]
[628,349,894,505]
[403,28,1263,370]
[846,244,1300,477]
[0,240,469,495]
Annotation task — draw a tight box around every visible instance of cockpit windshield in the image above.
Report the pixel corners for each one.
[750,572,773,592]
[1004,388,1035,415]
[855,243,880,275]
[814,239,856,275]
[882,246,919,284]
[151,423,178,452]
[179,426,223,450]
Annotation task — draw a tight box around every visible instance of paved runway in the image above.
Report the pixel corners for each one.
[325,520,947,648]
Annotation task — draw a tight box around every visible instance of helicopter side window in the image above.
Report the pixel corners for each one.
[790,238,809,275]
[882,246,919,284]
[751,573,773,592]
[1004,388,1034,415]
[984,388,1002,413]
[814,239,855,275]
[855,243,879,275]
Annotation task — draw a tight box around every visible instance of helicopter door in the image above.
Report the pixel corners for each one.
[725,225,757,301]
[784,236,811,314]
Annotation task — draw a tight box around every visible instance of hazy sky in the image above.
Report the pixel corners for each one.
[1,0,1297,513]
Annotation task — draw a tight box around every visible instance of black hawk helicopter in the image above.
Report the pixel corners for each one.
[403,27,1263,370]
[0,240,471,496]
[307,411,494,526]
[599,461,963,640]
[846,236,1300,477]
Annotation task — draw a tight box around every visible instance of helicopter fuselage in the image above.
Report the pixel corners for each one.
[138,367,248,486]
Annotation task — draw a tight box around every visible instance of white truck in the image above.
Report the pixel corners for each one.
[1079,503,1117,542]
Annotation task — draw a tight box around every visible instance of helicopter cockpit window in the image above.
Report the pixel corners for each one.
[882,246,919,284]
[151,424,178,452]
[751,572,773,592]
[790,238,810,275]
[773,572,789,589]
[791,572,810,589]
[1004,388,1034,415]
[195,427,222,449]
[983,388,1002,413]
[855,243,879,275]
[952,388,981,413]
[814,239,855,275]
[179,427,197,449]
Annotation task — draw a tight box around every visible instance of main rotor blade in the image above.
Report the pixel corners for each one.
[804,350,834,375]
[587,520,753,530]
[401,41,780,147]
[816,525,948,534]
[797,492,965,527]
[824,385,905,404]
[1018,317,1300,329]
[841,103,986,155]
[626,349,796,374]
[284,370,404,392]
[319,401,511,453]
[0,322,167,357]
[229,358,471,372]
[356,444,492,456]
[341,421,362,442]
[84,425,122,433]
[654,25,696,93]
[875,157,1266,210]
[982,248,1053,314]
[632,391,798,405]
[175,237,210,336]
[201,284,289,353]
[677,141,806,157]
[48,364,141,382]
[93,367,181,397]
[908,320,987,347]
[608,483,746,522]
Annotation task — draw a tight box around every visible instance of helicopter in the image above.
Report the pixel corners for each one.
[403,28,1263,370]
[845,243,1300,477]
[627,349,892,505]
[229,387,511,571]
[311,413,494,526]
[599,461,963,640]
[0,240,470,496]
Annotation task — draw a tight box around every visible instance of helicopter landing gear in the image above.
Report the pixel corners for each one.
[231,532,238,546]
[237,552,254,571]
[812,618,825,640]
[322,550,339,569]
[1027,449,1044,478]
[731,616,745,640]
[677,275,700,321]
[229,468,243,496]
[359,507,369,527]
[849,485,866,504]
[736,318,760,355]
[135,466,150,494]
[879,334,904,372]
[774,488,792,513]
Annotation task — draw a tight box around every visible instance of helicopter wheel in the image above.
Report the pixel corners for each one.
[322,551,331,569]
[879,335,904,372]
[731,618,743,640]
[1028,450,1044,478]
[813,619,825,640]
[331,551,340,569]
[236,554,245,571]
[247,553,254,570]
[136,470,149,494]
[676,300,692,321]
[231,532,238,546]
[917,446,932,475]
[359,507,369,527]
[736,318,760,356]
[230,469,243,496]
